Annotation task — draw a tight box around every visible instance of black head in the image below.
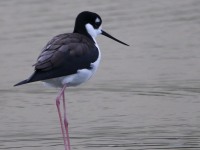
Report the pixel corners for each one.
[73,11,102,36]
[73,11,129,46]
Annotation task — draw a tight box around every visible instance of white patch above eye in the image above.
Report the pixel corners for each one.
[95,17,100,23]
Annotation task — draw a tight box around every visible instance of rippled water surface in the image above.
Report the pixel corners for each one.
[1,0,200,149]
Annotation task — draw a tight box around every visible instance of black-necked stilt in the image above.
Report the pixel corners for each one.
[14,11,129,150]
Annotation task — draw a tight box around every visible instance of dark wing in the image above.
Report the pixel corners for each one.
[14,33,98,86]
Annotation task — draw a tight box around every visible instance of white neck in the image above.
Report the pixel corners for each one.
[85,23,102,39]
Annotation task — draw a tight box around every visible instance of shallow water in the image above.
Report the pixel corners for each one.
[1,0,200,149]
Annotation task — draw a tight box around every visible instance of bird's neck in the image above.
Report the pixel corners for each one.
[74,31,95,43]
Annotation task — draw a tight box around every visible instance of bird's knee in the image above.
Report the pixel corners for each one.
[64,118,69,126]
[56,98,60,106]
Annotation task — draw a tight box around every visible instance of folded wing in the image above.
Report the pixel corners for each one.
[14,33,98,86]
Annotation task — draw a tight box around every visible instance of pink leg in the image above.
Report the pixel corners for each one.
[63,91,71,150]
[56,84,68,150]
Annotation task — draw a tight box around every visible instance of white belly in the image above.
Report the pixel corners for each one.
[43,43,101,88]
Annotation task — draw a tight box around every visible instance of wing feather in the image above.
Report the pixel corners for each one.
[29,33,98,81]
[15,33,99,85]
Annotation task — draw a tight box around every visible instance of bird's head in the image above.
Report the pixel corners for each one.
[73,11,129,46]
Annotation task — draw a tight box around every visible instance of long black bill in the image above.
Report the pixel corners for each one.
[101,30,129,46]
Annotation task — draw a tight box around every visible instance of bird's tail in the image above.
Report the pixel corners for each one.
[14,72,36,86]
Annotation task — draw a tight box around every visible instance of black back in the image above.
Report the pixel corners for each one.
[14,33,98,86]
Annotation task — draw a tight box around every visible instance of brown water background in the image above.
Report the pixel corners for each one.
[0,0,200,149]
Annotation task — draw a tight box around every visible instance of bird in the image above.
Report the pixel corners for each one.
[14,11,129,150]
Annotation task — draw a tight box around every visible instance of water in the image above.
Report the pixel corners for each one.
[1,0,200,149]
